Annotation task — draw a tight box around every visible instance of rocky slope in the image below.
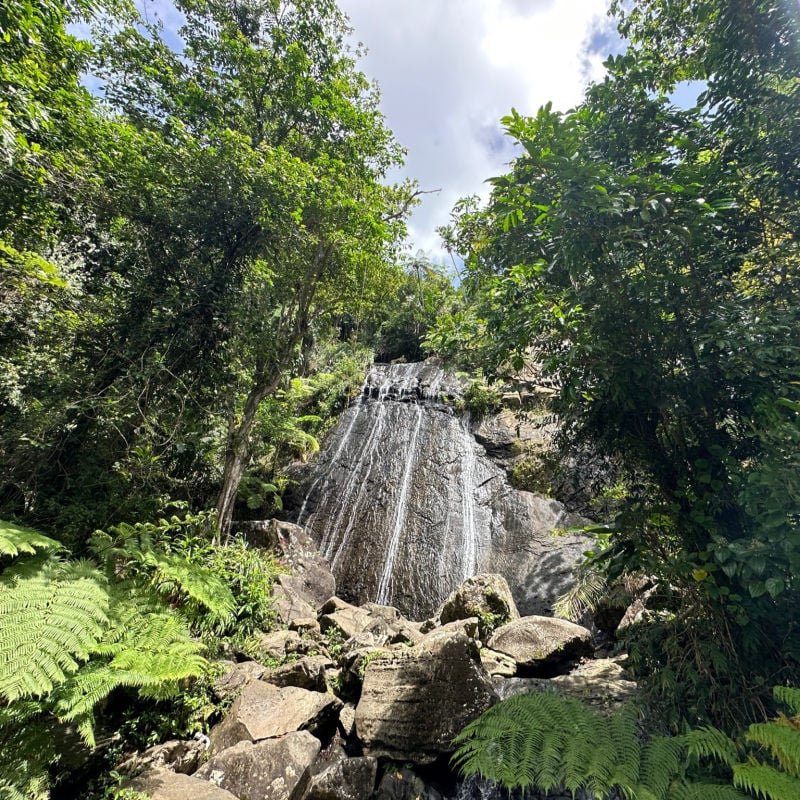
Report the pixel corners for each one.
[123,521,637,800]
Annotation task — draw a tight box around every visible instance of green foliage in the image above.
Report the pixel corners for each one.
[437,0,800,727]
[453,692,746,799]
[462,378,502,419]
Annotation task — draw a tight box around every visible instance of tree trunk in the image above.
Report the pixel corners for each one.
[215,375,281,542]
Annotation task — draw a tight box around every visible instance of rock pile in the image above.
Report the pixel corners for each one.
[124,529,636,800]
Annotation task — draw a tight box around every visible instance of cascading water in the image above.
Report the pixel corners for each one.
[296,361,588,620]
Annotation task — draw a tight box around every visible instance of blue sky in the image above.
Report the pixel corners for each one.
[125,1,622,264]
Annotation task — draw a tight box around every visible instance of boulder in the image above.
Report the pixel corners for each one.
[265,656,332,693]
[373,768,443,800]
[119,737,208,776]
[419,618,480,644]
[273,577,318,627]
[213,660,268,700]
[302,756,378,800]
[491,657,637,715]
[479,648,517,678]
[337,703,356,738]
[196,732,320,800]
[244,519,336,608]
[128,768,238,800]
[210,681,341,753]
[355,631,497,764]
[438,574,519,639]
[488,616,592,672]
[319,602,376,640]
[252,629,303,662]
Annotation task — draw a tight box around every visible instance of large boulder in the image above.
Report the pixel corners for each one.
[210,681,341,753]
[437,574,519,639]
[196,732,320,800]
[354,631,497,764]
[213,660,268,700]
[492,657,637,715]
[302,756,378,800]
[273,576,319,627]
[265,656,332,693]
[488,616,592,672]
[128,768,238,800]
[373,768,444,800]
[244,519,336,608]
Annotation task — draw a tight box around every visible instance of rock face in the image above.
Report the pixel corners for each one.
[128,768,239,800]
[243,519,336,609]
[437,573,519,639]
[354,631,497,764]
[196,732,320,800]
[210,681,341,753]
[488,616,593,672]
[295,362,589,619]
[303,756,378,800]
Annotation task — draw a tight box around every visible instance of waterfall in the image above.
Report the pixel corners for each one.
[295,360,589,620]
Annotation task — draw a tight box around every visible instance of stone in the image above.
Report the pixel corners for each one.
[337,703,356,738]
[128,768,238,800]
[243,519,336,608]
[437,573,519,639]
[302,756,378,800]
[265,656,331,692]
[480,647,518,678]
[355,631,497,764]
[491,657,637,716]
[373,768,443,800]
[488,616,593,672]
[274,577,318,627]
[252,629,303,662]
[319,603,377,640]
[420,617,480,644]
[291,617,322,635]
[213,660,268,700]
[196,732,320,800]
[210,680,342,753]
[119,737,209,776]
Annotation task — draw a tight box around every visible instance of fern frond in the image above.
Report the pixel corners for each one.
[0,558,108,701]
[638,735,684,800]
[670,782,749,800]
[144,551,235,621]
[553,566,607,621]
[0,520,60,559]
[774,686,800,716]
[733,762,800,800]
[745,722,800,779]
[682,726,740,766]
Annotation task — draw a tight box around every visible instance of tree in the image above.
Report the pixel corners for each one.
[434,0,800,726]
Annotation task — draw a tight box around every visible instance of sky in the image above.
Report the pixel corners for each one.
[130,0,623,265]
[336,0,618,263]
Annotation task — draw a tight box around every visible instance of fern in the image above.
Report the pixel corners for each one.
[682,726,741,766]
[0,557,109,700]
[733,763,800,800]
[0,519,60,559]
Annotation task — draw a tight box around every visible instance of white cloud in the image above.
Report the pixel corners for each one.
[339,0,613,263]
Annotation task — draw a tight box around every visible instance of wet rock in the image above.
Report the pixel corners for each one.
[196,732,320,800]
[128,768,238,800]
[244,519,336,608]
[265,655,332,692]
[302,756,378,800]
[438,574,519,639]
[213,660,268,701]
[374,768,443,800]
[210,681,342,753]
[488,616,592,672]
[355,631,497,764]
